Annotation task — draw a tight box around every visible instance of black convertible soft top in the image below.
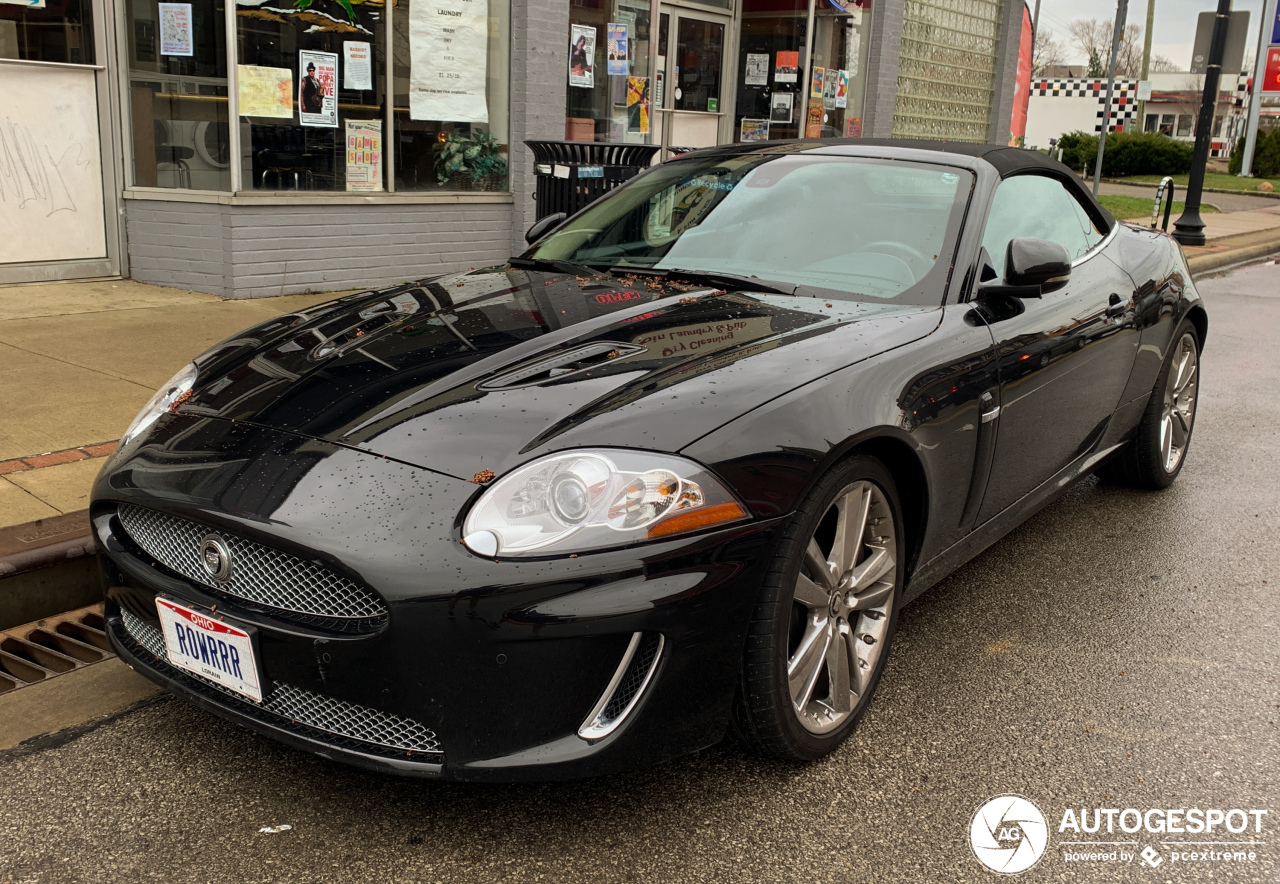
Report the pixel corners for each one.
[688,138,1117,231]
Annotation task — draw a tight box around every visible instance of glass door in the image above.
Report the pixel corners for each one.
[655,6,730,155]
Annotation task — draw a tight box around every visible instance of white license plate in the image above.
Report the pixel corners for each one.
[156,597,263,702]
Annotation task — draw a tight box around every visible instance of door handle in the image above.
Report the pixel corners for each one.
[1106,294,1127,317]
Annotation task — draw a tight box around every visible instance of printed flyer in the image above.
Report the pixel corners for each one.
[769,92,793,124]
[607,23,628,76]
[570,25,596,88]
[343,41,372,91]
[345,119,383,192]
[836,70,849,108]
[809,66,825,100]
[805,100,823,137]
[157,3,193,56]
[774,50,799,84]
[409,0,490,122]
[740,119,769,142]
[298,49,338,127]
[744,53,769,86]
[626,76,649,134]
[237,65,293,118]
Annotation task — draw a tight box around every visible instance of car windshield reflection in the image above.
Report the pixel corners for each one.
[526,153,972,304]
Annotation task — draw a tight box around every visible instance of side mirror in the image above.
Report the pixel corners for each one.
[977,238,1072,300]
[525,212,567,245]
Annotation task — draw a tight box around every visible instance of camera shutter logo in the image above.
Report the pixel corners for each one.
[970,795,1049,874]
[199,534,233,584]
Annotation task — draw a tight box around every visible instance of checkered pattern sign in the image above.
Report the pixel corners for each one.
[1033,78,1141,132]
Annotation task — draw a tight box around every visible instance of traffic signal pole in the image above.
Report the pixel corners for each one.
[1173,0,1234,246]
[1241,0,1278,176]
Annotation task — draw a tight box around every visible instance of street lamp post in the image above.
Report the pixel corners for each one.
[1092,0,1130,196]
[1172,0,1234,246]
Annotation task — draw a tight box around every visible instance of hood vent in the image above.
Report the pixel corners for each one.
[477,342,645,390]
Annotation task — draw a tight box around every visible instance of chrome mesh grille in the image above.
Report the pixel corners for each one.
[119,607,441,756]
[601,632,663,723]
[117,504,387,623]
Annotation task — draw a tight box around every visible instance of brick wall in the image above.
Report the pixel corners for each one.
[862,0,905,139]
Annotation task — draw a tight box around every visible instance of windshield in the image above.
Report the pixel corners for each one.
[526,152,973,304]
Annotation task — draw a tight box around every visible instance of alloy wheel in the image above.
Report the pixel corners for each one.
[787,480,897,735]
[1160,332,1198,474]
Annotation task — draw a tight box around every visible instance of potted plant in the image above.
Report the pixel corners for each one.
[434,129,509,190]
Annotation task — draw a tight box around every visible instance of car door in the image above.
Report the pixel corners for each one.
[973,173,1139,523]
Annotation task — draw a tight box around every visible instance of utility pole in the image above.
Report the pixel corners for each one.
[1173,0,1233,245]
[1093,0,1130,195]
[1136,0,1157,125]
[1241,0,1279,176]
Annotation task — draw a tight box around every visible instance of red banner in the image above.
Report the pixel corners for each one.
[1263,46,1280,94]
[1009,3,1034,145]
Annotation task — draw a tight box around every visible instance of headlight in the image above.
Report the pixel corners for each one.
[462,449,748,558]
[120,363,198,447]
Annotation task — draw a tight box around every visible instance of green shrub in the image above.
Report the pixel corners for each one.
[1229,129,1280,177]
[1054,130,1194,177]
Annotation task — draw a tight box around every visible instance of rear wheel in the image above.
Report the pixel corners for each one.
[1100,320,1200,489]
[735,456,904,761]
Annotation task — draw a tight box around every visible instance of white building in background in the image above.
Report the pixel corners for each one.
[1024,71,1252,159]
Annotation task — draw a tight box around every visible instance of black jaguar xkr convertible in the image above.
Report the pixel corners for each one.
[94,140,1205,781]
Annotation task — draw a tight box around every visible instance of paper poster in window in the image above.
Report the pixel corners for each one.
[607,23,628,76]
[769,92,793,124]
[805,100,823,137]
[237,65,293,118]
[299,50,338,127]
[744,53,769,86]
[344,41,372,91]
[0,0,46,8]
[626,76,649,134]
[409,0,490,123]
[740,119,769,142]
[158,3,193,56]
[835,70,849,109]
[345,120,383,192]
[822,69,839,109]
[809,66,825,101]
[845,116,862,138]
[774,50,799,84]
[570,25,596,88]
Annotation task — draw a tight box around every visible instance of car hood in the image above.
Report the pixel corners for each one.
[177,266,941,480]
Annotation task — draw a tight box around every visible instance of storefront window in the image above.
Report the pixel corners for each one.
[236,0,385,191]
[0,0,95,64]
[126,0,229,189]
[564,0,652,142]
[1175,114,1192,137]
[392,0,510,190]
[733,0,806,142]
[807,3,871,138]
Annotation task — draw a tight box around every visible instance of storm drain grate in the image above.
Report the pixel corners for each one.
[0,604,111,696]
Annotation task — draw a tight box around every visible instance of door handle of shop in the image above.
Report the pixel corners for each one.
[1106,294,1127,316]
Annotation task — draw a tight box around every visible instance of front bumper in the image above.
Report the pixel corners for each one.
[94,415,786,781]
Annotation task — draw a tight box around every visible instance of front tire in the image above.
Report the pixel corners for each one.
[735,455,905,761]
[1100,320,1200,489]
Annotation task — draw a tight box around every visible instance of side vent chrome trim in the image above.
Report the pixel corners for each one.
[578,632,664,742]
[477,342,645,390]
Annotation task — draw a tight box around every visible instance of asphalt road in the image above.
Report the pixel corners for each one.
[2,261,1278,884]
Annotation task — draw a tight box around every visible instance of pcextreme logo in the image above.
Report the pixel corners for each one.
[969,795,1269,874]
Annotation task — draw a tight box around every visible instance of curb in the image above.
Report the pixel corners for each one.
[1184,229,1280,276]
[1100,178,1280,200]
[0,511,93,580]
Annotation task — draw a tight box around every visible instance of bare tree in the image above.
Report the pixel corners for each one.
[1067,18,1147,78]
[1032,31,1067,76]
[1150,54,1179,72]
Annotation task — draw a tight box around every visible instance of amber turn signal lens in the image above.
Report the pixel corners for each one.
[645,501,747,539]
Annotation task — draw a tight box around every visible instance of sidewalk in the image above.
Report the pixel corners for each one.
[0,279,335,530]
[3,212,1280,533]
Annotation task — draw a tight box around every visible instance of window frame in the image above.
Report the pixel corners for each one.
[976,170,1115,283]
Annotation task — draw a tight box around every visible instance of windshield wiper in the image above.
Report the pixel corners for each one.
[509,256,608,277]
[614,266,796,296]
